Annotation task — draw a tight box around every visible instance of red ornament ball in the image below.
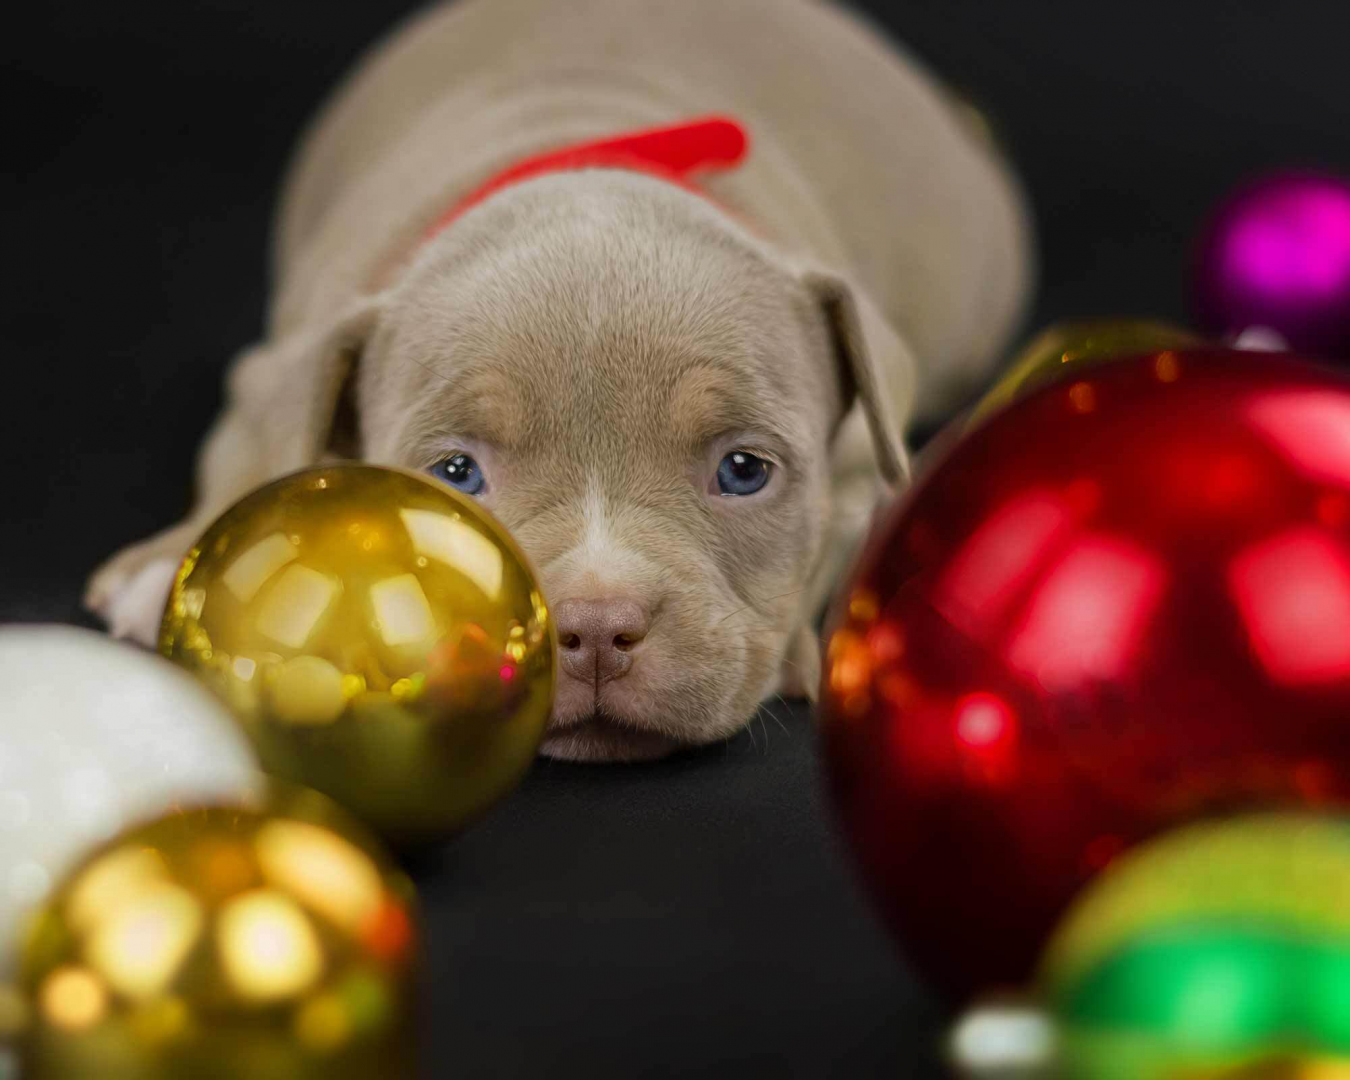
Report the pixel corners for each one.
[820,348,1350,1003]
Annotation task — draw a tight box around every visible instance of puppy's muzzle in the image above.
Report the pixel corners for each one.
[554,597,650,683]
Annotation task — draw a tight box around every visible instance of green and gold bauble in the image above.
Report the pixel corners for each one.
[1040,814,1350,1079]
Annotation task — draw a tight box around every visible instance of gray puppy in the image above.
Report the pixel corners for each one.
[86,0,1033,762]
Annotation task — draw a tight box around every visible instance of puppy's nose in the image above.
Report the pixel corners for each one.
[554,598,650,683]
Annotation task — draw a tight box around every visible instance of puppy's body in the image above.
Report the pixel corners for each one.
[88,0,1033,760]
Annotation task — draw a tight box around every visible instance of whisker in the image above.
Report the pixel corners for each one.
[736,642,797,663]
[713,587,807,628]
[715,604,753,627]
[761,697,791,735]
[754,587,806,605]
[404,354,456,386]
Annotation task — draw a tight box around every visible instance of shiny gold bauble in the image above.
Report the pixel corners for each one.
[13,790,417,1080]
[968,318,1204,429]
[159,464,556,844]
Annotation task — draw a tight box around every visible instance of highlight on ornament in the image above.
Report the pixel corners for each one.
[159,464,557,844]
[821,345,1350,1002]
[9,791,417,1079]
[967,318,1203,429]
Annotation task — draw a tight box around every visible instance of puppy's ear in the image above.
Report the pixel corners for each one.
[227,296,385,471]
[800,268,914,486]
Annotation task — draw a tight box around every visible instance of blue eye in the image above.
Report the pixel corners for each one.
[716,451,772,496]
[430,453,485,495]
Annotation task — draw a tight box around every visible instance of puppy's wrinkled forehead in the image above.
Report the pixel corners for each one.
[373,172,828,476]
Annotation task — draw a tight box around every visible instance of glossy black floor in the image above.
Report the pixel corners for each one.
[5,1,1347,1075]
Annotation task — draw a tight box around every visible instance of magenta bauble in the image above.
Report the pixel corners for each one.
[1190,170,1350,357]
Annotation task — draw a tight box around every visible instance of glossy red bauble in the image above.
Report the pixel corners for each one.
[820,349,1350,1003]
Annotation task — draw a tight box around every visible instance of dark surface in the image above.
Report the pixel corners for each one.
[413,715,944,1077]
[3,1,1348,1075]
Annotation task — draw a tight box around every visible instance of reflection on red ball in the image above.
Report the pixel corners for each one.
[820,349,1350,1003]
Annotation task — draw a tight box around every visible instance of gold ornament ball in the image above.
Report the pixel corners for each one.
[13,791,418,1080]
[159,464,556,844]
[968,318,1204,429]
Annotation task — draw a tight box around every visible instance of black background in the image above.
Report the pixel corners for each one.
[4,2,1348,1075]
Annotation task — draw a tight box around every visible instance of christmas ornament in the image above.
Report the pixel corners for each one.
[0,626,258,975]
[13,790,417,1079]
[968,318,1203,428]
[821,348,1350,1001]
[160,464,556,844]
[1041,814,1350,1080]
[1191,170,1350,357]
[945,996,1058,1077]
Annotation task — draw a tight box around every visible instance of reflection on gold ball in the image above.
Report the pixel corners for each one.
[160,465,556,844]
[969,318,1204,429]
[15,792,417,1079]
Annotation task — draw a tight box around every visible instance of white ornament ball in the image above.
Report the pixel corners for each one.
[0,625,260,973]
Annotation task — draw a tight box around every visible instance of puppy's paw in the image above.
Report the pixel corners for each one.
[85,525,196,647]
[104,558,179,646]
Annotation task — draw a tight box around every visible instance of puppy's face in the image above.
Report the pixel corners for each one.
[353,173,882,761]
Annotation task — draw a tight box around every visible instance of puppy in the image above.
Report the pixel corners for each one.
[86,0,1033,762]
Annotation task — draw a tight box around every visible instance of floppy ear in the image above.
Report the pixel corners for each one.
[800,268,914,487]
[224,296,385,475]
[790,268,919,632]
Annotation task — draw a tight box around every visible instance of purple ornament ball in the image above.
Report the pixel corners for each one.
[1190,170,1350,357]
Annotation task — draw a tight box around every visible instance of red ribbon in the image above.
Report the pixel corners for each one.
[423,115,749,241]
